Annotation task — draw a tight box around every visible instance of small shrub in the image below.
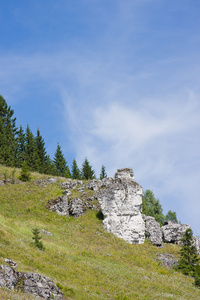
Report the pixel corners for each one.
[11,169,16,184]
[32,228,45,251]
[3,170,8,183]
[19,161,31,182]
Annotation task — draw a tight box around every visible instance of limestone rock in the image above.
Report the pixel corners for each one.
[193,237,200,255]
[46,177,57,184]
[114,168,135,180]
[5,258,18,268]
[0,265,63,299]
[46,195,69,216]
[97,168,145,244]
[69,198,85,217]
[22,272,63,299]
[161,221,190,244]
[60,180,83,190]
[155,253,178,269]
[142,215,162,246]
[62,189,72,196]
[0,265,19,290]
[40,229,53,237]
[86,180,102,191]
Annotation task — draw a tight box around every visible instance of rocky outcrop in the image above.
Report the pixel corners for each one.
[0,265,63,299]
[97,168,145,244]
[60,180,83,190]
[193,237,200,255]
[69,198,85,217]
[161,221,190,244]
[86,180,102,191]
[46,195,69,216]
[155,253,178,269]
[143,215,162,246]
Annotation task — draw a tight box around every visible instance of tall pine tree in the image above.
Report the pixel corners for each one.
[100,165,107,180]
[0,95,17,166]
[16,125,26,167]
[71,159,81,179]
[53,143,67,176]
[24,124,39,171]
[176,228,200,276]
[81,158,95,180]
[35,128,48,173]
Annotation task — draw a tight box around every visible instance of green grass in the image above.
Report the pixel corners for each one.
[0,164,200,299]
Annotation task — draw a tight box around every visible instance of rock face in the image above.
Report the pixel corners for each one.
[193,237,200,255]
[0,265,63,299]
[46,195,69,216]
[143,215,162,246]
[97,168,145,244]
[69,198,85,217]
[161,221,190,244]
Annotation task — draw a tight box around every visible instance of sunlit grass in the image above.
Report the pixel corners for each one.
[0,164,200,299]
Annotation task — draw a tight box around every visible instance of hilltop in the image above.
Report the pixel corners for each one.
[0,164,200,299]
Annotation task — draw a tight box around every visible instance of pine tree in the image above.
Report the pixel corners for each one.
[32,228,45,251]
[176,228,200,276]
[53,143,67,176]
[35,128,48,173]
[64,165,71,178]
[16,125,26,167]
[24,124,39,171]
[0,95,18,166]
[100,165,107,180]
[71,159,81,179]
[81,157,95,180]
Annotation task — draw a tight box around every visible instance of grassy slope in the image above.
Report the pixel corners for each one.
[0,165,200,300]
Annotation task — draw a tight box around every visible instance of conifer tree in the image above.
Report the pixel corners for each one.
[35,128,48,173]
[16,125,26,167]
[165,210,178,223]
[24,124,39,171]
[71,159,81,179]
[32,228,45,251]
[64,165,71,179]
[53,143,67,176]
[81,157,95,180]
[100,165,107,180]
[142,190,165,225]
[0,95,17,166]
[176,228,200,276]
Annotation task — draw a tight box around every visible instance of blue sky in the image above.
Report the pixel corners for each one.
[1,0,200,235]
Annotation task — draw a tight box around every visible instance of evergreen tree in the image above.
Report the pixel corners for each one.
[142,190,165,225]
[16,125,26,167]
[71,159,81,179]
[0,95,17,166]
[64,165,71,178]
[45,155,58,175]
[176,228,199,277]
[165,210,178,223]
[24,124,39,171]
[81,157,95,180]
[19,161,31,182]
[100,165,107,180]
[32,228,45,251]
[53,143,67,176]
[35,128,48,173]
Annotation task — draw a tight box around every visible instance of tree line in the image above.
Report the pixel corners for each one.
[0,95,107,179]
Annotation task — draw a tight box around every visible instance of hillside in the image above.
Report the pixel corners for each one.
[0,165,200,299]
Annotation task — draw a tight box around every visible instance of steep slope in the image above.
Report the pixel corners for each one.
[0,165,200,299]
